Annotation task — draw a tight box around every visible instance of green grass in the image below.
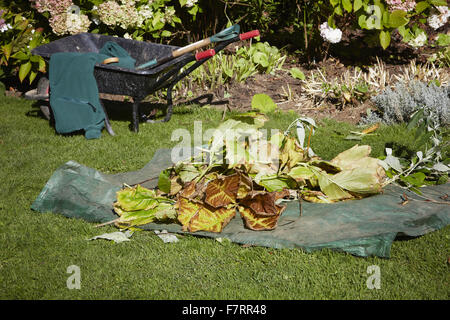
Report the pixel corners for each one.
[0,95,449,300]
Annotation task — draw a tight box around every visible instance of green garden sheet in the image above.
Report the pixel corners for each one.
[31,148,450,258]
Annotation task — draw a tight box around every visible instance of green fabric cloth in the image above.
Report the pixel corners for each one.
[49,42,135,139]
[31,148,450,258]
[99,41,136,69]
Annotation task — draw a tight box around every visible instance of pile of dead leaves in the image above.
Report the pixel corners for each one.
[112,118,386,233]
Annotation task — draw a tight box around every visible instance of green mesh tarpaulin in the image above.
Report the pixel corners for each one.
[31,148,450,258]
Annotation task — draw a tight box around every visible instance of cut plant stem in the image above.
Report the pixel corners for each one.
[298,190,303,217]
[95,218,120,228]
[306,125,314,159]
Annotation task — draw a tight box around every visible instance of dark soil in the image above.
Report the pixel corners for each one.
[208,59,376,125]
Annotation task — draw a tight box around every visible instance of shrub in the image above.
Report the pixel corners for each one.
[0,4,47,84]
[325,0,450,50]
[362,80,450,127]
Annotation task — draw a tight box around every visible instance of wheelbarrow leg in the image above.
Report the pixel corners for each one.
[99,100,115,136]
[145,85,174,123]
[132,99,140,132]
[163,85,174,122]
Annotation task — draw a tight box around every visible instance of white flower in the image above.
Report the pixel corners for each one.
[428,6,449,30]
[0,23,12,33]
[427,15,441,30]
[186,0,198,8]
[66,13,82,30]
[436,6,450,19]
[408,32,427,48]
[319,22,342,44]
[139,5,153,19]
[123,32,132,39]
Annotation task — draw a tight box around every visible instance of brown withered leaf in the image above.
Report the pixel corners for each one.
[179,178,209,202]
[175,197,236,233]
[175,197,199,229]
[204,174,240,208]
[169,176,183,196]
[238,204,285,231]
[361,122,380,135]
[240,191,283,216]
[237,173,253,199]
[180,181,197,198]
[301,190,334,203]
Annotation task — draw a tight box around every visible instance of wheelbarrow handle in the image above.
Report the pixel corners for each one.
[136,29,259,70]
[239,30,260,40]
[173,38,211,58]
[195,49,215,61]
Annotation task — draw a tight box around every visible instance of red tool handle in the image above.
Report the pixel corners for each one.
[239,30,260,40]
[195,49,216,61]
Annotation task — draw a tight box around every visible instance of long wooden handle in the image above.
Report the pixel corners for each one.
[172,38,211,58]
[102,57,119,64]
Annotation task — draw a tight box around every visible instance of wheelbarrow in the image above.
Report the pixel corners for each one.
[24,28,259,134]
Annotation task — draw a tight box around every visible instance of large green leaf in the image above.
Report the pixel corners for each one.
[288,165,315,182]
[330,144,371,170]
[114,185,177,228]
[115,202,176,228]
[253,52,269,68]
[430,0,447,6]
[331,166,384,194]
[415,1,429,14]
[251,93,278,114]
[116,185,159,211]
[380,31,391,50]
[28,70,38,84]
[354,0,363,12]
[290,68,306,80]
[11,51,29,61]
[158,169,172,194]
[310,167,353,201]
[342,0,353,12]
[388,10,409,28]
[256,174,295,192]
[18,62,31,83]
[2,43,13,61]
[230,112,269,128]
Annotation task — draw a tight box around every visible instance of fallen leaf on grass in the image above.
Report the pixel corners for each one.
[88,230,133,243]
[345,123,380,140]
[154,230,179,243]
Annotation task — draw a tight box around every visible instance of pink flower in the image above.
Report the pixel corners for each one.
[385,0,416,12]
[30,0,74,15]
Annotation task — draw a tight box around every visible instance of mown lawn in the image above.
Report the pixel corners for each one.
[0,94,448,300]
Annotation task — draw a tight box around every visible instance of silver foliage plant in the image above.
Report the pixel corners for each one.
[361,80,450,127]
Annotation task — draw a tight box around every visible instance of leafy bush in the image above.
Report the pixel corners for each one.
[177,40,286,94]
[0,5,47,83]
[0,0,201,84]
[326,0,450,50]
[1,0,449,85]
